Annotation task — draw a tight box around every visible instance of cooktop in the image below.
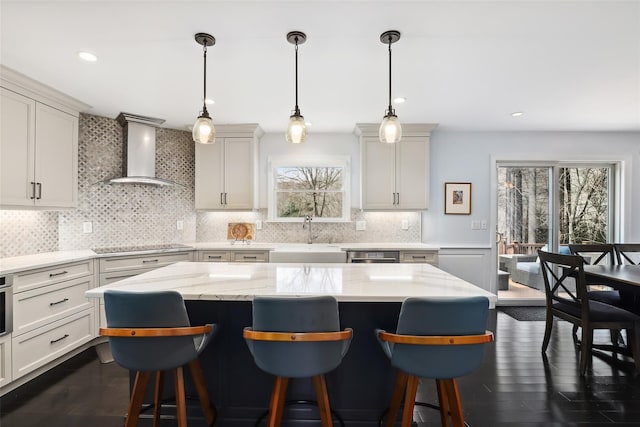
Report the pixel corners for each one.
[92,243,192,254]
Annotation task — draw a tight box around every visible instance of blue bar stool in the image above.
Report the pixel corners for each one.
[243,295,353,427]
[376,296,493,427]
[100,290,216,427]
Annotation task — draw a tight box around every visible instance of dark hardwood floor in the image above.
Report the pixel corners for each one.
[2,309,640,426]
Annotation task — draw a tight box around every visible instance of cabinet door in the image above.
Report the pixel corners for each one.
[223,137,254,209]
[362,137,396,209]
[396,136,429,210]
[0,88,36,206]
[34,102,78,208]
[195,140,224,209]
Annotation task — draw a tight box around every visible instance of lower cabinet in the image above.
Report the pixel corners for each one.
[0,335,11,388]
[400,250,439,266]
[98,251,193,286]
[9,259,96,383]
[198,250,269,263]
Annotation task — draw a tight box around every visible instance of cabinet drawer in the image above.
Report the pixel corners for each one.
[13,260,93,294]
[99,252,192,273]
[400,251,439,265]
[98,266,162,287]
[12,309,94,379]
[13,276,93,336]
[232,251,269,263]
[199,251,231,262]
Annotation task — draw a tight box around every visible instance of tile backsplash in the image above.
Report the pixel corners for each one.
[0,113,421,258]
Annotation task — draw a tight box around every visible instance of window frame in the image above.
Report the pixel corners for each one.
[267,155,351,223]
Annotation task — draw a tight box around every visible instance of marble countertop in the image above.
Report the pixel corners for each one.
[0,243,442,275]
[85,261,496,306]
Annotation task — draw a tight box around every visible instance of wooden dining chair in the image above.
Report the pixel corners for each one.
[615,244,640,265]
[538,250,640,375]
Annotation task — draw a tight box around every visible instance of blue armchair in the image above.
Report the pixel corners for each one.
[506,245,570,291]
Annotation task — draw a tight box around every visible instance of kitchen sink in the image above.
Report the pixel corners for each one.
[269,244,346,263]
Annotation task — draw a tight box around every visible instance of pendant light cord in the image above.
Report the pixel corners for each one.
[387,37,393,115]
[202,44,208,113]
[294,37,300,114]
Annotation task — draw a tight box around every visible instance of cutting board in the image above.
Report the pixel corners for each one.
[227,222,255,241]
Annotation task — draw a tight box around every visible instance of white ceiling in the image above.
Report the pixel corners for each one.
[1,1,639,134]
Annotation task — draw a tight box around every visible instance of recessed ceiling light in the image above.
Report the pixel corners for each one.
[511,111,524,117]
[77,51,97,62]
[205,98,214,105]
[393,97,406,104]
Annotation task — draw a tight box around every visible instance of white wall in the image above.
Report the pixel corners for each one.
[423,131,640,245]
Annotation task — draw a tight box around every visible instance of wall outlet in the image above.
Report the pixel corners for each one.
[176,220,184,230]
[401,220,409,230]
[355,220,366,231]
[471,220,481,230]
[255,220,262,230]
[82,222,93,233]
[481,220,487,230]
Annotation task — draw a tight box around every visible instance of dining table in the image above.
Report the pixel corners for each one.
[583,265,640,313]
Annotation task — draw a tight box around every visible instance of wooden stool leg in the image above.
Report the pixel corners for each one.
[125,371,151,427]
[313,375,333,427]
[173,367,188,427]
[401,375,419,427]
[443,379,464,427]
[268,376,289,427]
[436,379,449,427]
[188,359,216,426]
[153,371,163,427]
[386,370,409,427]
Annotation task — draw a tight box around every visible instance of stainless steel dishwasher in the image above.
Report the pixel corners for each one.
[346,251,400,263]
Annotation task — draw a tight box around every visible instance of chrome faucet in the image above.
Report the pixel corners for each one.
[303,215,313,244]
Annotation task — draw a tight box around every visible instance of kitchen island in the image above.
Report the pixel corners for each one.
[86,262,495,426]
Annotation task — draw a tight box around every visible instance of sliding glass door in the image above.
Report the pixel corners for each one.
[496,163,614,303]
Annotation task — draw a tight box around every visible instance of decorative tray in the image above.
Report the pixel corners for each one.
[227,222,255,241]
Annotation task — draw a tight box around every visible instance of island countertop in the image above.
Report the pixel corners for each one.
[85,261,496,306]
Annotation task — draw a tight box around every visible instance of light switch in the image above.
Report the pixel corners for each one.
[356,221,366,231]
[401,220,409,230]
[481,220,487,230]
[471,220,481,230]
[255,220,263,230]
[176,220,184,230]
[82,222,93,233]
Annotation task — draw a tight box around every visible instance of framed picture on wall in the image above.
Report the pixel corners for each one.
[444,182,472,214]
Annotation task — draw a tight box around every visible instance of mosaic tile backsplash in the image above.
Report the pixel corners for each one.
[0,113,421,258]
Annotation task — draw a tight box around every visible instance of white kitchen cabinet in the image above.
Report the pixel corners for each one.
[195,124,263,210]
[0,66,89,209]
[98,251,193,286]
[198,250,269,263]
[0,334,11,389]
[10,259,95,380]
[400,250,439,266]
[355,123,437,210]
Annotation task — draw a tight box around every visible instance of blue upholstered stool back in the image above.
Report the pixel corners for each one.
[104,290,201,372]
[383,296,490,379]
[246,295,350,378]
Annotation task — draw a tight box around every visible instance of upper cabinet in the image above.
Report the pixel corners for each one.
[195,124,263,210]
[0,66,89,209]
[355,123,437,210]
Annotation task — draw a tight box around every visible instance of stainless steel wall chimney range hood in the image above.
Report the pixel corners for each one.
[107,112,181,186]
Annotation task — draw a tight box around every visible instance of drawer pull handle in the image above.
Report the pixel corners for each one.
[50,334,69,344]
[50,298,69,306]
[142,259,159,263]
[49,271,69,278]
[413,256,426,259]
[244,256,257,260]
[208,255,222,259]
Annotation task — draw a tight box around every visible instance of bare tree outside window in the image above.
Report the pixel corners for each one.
[497,165,610,255]
[276,167,344,218]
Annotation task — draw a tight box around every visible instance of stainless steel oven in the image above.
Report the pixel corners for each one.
[0,275,13,336]
[346,251,400,263]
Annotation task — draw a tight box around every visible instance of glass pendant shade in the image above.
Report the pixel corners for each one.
[193,112,215,144]
[379,113,402,143]
[286,113,307,144]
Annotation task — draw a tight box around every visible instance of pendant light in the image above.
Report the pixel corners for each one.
[192,33,216,144]
[379,30,402,144]
[286,31,307,144]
